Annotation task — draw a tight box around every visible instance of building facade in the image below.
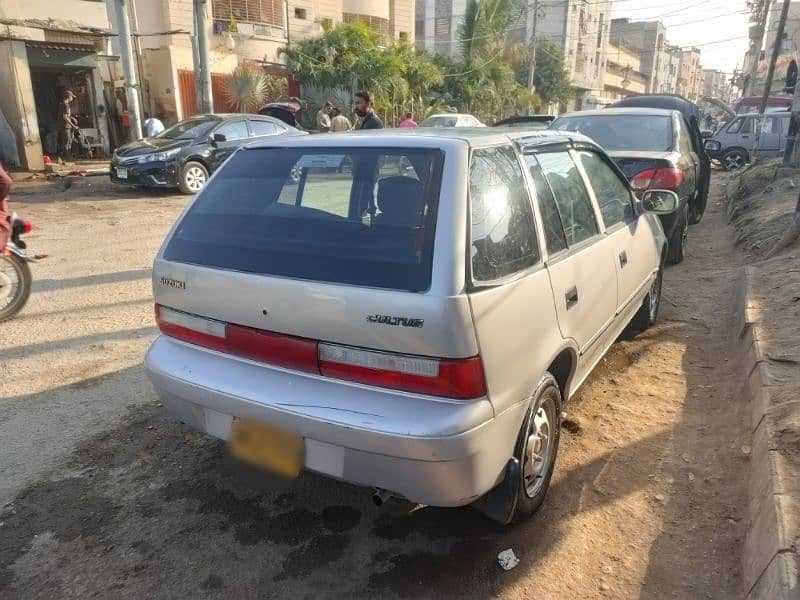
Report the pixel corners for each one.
[415,0,469,57]
[675,47,702,101]
[525,0,612,109]
[703,69,731,99]
[609,19,676,95]
[601,42,647,105]
[107,0,414,126]
[0,0,117,170]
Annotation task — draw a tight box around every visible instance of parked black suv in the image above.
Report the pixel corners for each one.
[110,114,305,194]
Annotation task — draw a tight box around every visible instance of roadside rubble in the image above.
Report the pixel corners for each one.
[726,162,800,600]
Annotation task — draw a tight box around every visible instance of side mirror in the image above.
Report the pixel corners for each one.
[642,189,679,215]
[211,133,226,144]
[704,139,721,152]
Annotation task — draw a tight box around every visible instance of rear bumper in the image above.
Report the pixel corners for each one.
[109,161,180,187]
[145,336,525,507]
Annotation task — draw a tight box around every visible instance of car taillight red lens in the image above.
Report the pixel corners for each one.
[154,305,487,400]
[155,305,228,351]
[318,343,487,400]
[226,324,318,374]
[630,168,685,192]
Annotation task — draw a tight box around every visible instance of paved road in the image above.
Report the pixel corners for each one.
[0,177,748,599]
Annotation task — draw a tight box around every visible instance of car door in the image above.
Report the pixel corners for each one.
[524,149,619,375]
[209,119,250,171]
[574,148,660,321]
[248,117,285,141]
[465,145,563,414]
[758,116,783,156]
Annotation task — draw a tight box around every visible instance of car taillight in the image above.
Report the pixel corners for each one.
[154,304,487,400]
[630,168,685,192]
[226,324,318,374]
[156,305,228,351]
[318,343,487,400]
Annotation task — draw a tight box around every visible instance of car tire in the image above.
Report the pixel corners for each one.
[722,148,747,171]
[667,204,688,265]
[179,161,209,194]
[512,373,562,521]
[627,263,663,334]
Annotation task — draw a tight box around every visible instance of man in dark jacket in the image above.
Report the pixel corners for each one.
[354,91,383,130]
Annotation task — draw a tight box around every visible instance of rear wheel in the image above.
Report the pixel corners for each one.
[512,374,562,521]
[627,264,663,334]
[0,254,32,321]
[179,161,209,194]
[722,148,747,171]
[667,204,688,265]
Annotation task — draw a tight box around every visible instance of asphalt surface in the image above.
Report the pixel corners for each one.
[0,177,748,599]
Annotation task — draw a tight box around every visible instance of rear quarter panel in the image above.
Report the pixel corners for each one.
[468,267,567,415]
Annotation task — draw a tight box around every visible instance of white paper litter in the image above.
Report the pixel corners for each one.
[498,549,520,571]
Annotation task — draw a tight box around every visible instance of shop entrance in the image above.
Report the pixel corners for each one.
[30,67,102,159]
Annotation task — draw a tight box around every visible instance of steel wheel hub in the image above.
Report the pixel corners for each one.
[523,402,554,497]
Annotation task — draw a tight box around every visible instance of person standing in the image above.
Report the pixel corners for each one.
[329,107,352,132]
[354,92,383,130]
[57,90,77,161]
[316,101,333,132]
[398,112,418,129]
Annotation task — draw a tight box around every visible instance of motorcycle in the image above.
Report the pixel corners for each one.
[1,213,43,321]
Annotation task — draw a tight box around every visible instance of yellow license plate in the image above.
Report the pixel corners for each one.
[228,419,304,478]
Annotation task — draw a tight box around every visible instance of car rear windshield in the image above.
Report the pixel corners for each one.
[163,147,444,292]
[552,115,673,152]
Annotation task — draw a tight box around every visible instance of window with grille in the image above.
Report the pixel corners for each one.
[212,0,284,27]
[343,13,390,37]
[434,17,450,36]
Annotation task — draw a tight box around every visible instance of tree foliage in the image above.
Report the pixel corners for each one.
[281,13,571,126]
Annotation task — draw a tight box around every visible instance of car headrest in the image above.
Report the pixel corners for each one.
[376,176,424,227]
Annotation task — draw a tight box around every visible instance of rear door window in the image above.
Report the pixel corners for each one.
[249,119,282,137]
[469,146,540,282]
[164,147,444,291]
[576,151,634,228]
[525,156,568,255]
[536,151,599,246]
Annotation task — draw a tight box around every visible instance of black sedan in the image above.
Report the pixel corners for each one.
[110,114,305,194]
[551,107,701,264]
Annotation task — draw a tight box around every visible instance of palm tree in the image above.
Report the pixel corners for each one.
[224,64,268,113]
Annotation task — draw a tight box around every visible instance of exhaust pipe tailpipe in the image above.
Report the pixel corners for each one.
[372,488,392,507]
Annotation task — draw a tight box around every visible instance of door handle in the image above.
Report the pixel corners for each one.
[619,251,628,268]
[565,286,579,309]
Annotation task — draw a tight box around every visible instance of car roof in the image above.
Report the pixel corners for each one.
[244,127,597,150]
[557,107,677,118]
[423,113,477,119]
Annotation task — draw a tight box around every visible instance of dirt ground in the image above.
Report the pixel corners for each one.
[0,177,750,599]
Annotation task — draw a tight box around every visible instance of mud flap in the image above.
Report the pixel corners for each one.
[472,457,521,525]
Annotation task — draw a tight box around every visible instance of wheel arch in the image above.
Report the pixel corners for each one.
[546,345,578,401]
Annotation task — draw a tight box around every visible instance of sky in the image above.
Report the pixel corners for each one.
[610,0,751,75]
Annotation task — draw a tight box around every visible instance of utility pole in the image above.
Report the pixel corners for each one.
[113,0,143,141]
[526,0,544,114]
[193,0,213,113]
[752,0,790,164]
[746,0,770,96]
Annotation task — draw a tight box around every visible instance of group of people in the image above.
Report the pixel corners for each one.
[315,91,418,133]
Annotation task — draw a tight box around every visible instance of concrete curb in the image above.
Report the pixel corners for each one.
[739,266,800,600]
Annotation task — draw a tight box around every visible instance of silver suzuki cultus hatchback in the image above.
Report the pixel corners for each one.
[146,129,677,523]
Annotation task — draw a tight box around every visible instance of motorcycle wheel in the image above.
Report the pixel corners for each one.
[0,253,32,321]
